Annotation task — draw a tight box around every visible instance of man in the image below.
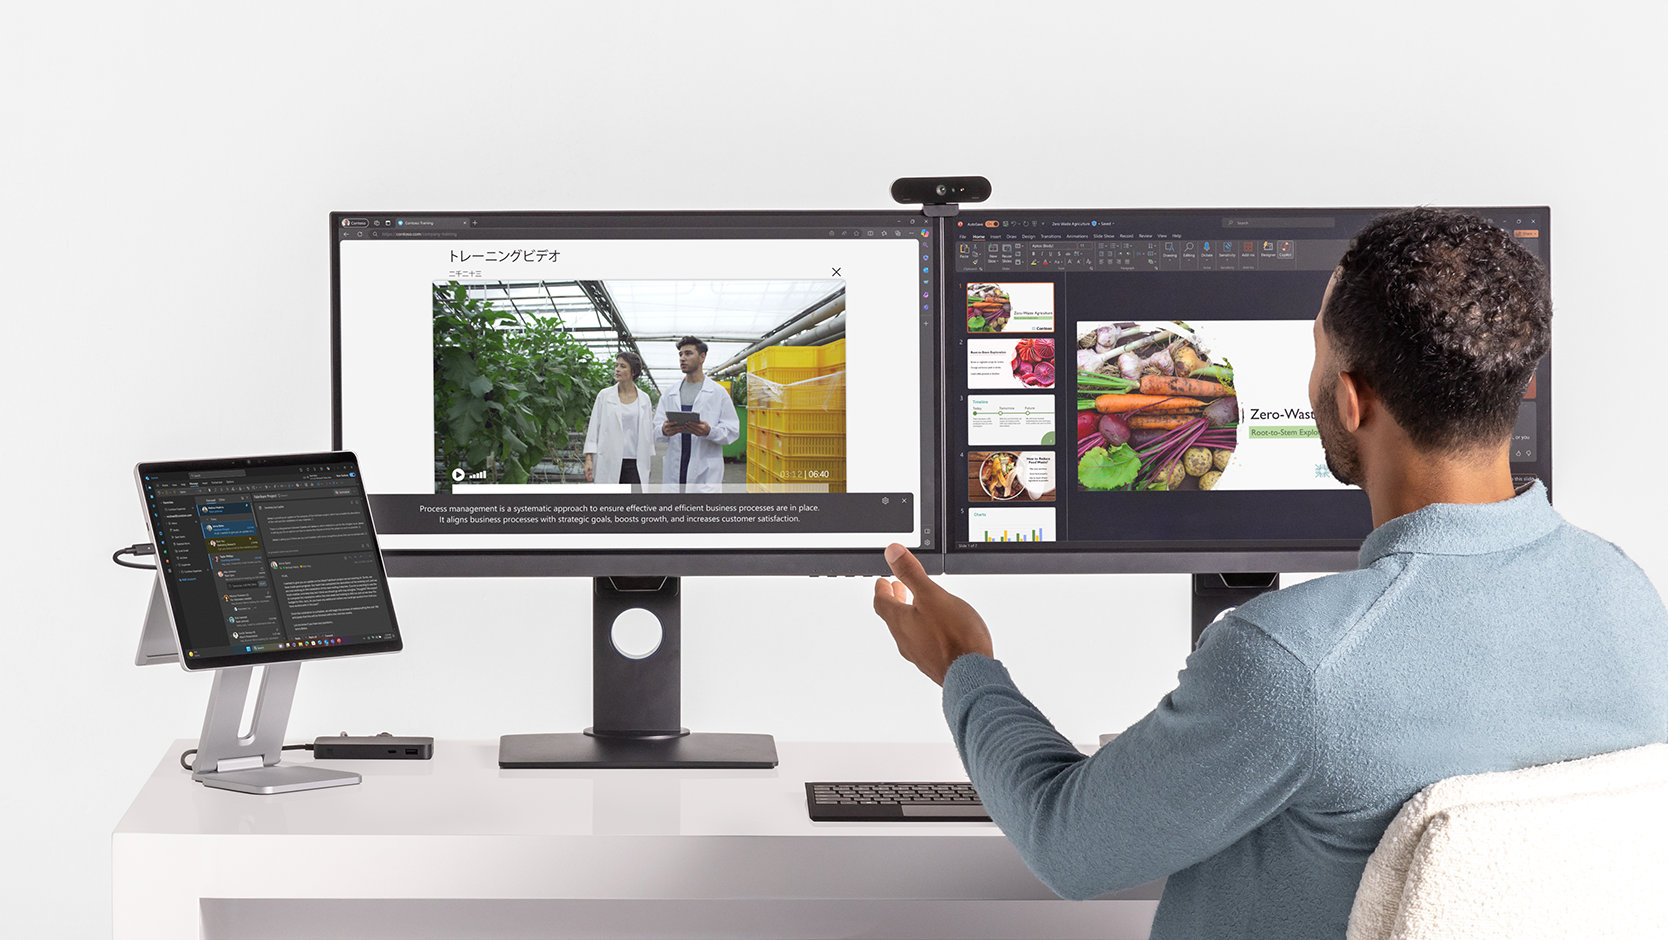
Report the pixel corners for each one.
[873,209,1668,939]
[654,335,740,493]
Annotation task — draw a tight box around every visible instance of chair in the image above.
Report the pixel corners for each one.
[1347,742,1668,940]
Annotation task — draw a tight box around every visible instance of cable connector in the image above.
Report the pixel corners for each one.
[113,542,156,570]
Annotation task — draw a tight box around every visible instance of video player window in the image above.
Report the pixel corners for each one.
[432,278,849,495]
[335,212,935,554]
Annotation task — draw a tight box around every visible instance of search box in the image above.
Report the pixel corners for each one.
[1222,217,1338,229]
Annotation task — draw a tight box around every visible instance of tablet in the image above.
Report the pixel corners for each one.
[663,409,703,428]
[135,451,402,670]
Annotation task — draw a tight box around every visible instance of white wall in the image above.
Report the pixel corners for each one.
[4,2,1663,936]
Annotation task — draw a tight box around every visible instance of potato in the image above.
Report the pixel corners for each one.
[1155,461,1186,489]
[1183,446,1213,477]
[1200,470,1223,491]
[1213,448,1232,471]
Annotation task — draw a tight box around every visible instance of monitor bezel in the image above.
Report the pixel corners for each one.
[939,205,1552,576]
[135,450,405,670]
[330,209,945,578]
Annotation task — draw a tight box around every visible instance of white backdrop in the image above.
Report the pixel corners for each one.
[4,2,1664,936]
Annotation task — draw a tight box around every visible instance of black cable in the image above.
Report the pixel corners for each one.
[113,543,157,570]
[179,743,313,772]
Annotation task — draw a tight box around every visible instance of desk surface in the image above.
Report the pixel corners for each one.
[119,739,1022,839]
[114,739,1161,940]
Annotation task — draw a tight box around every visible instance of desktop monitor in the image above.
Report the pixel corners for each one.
[332,211,939,578]
[940,207,1551,585]
[331,210,940,766]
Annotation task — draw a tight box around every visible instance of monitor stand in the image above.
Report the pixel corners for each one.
[1191,572,1280,648]
[499,576,778,769]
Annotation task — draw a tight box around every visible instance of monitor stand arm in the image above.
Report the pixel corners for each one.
[1191,572,1280,649]
[498,576,779,769]
[189,663,361,794]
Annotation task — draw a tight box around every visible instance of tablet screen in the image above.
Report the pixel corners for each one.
[135,451,402,670]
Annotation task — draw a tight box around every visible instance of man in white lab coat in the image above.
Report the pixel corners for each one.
[654,335,740,492]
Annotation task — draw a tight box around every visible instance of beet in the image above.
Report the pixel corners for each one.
[1129,426,1169,449]
[1032,361,1055,386]
[1098,414,1130,448]
[1204,395,1240,428]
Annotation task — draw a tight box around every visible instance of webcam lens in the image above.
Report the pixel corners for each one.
[935,184,948,196]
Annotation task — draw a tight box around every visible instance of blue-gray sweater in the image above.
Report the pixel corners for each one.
[942,482,1668,939]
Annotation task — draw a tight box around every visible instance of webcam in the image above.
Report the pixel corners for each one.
[891,176,991,207]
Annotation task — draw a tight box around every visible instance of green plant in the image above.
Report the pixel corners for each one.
[433,281,615,487]
[728,371,747,410]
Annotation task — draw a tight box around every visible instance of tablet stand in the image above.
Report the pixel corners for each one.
[136,578,360,794]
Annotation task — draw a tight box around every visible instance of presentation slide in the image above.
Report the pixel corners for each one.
[968,506,1055,543]
[965,282,1055,333]
[1073,320,1351,493]
[968,394,1056,447]
[967,337,1057,389]
[968,451,1055,502]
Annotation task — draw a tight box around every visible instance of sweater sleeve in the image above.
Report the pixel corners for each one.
[941,614,1315,899]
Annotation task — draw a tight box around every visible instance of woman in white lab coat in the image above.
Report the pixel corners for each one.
[583,352,656,485]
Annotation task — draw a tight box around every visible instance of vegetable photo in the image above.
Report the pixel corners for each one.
[1074,321,1241,492]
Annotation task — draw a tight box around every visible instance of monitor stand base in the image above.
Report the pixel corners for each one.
[498,731,778,769]
[497,576,778,770]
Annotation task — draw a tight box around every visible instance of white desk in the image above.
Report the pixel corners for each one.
[114,740,1160,939]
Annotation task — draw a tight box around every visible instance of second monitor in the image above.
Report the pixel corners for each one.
[942,206,1551,579]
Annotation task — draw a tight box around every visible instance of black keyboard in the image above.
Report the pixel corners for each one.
[805,781,991,821]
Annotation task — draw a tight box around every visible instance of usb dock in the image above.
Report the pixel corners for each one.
[312,734,434,760]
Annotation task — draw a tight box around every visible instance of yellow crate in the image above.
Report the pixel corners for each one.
[773,453,845,481]
[773,375,844,411]
[751,408,845,434]
[747,424,763,450]
[747,442,767,474]
[750,364,823,385]
[747,345,820,373]
[749,480,847,494]
[760,428,846,458]
[817,339,846,369]
[747,466,847,494]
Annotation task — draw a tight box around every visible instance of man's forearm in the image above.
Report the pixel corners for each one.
[943,655,1161,898]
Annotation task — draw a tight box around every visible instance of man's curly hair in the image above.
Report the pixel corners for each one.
[1324,208,1550,451]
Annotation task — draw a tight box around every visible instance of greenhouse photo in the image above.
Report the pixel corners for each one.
[433,278,848,494]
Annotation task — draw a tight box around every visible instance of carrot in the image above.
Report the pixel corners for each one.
[1094,393,1205,414]
[1126,412,1203,430]
[1139,374,1232,399]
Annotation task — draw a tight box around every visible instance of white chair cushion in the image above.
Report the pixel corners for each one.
[1348,742,1668,940]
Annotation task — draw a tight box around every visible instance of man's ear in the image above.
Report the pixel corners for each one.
[1335,370,1369,433]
